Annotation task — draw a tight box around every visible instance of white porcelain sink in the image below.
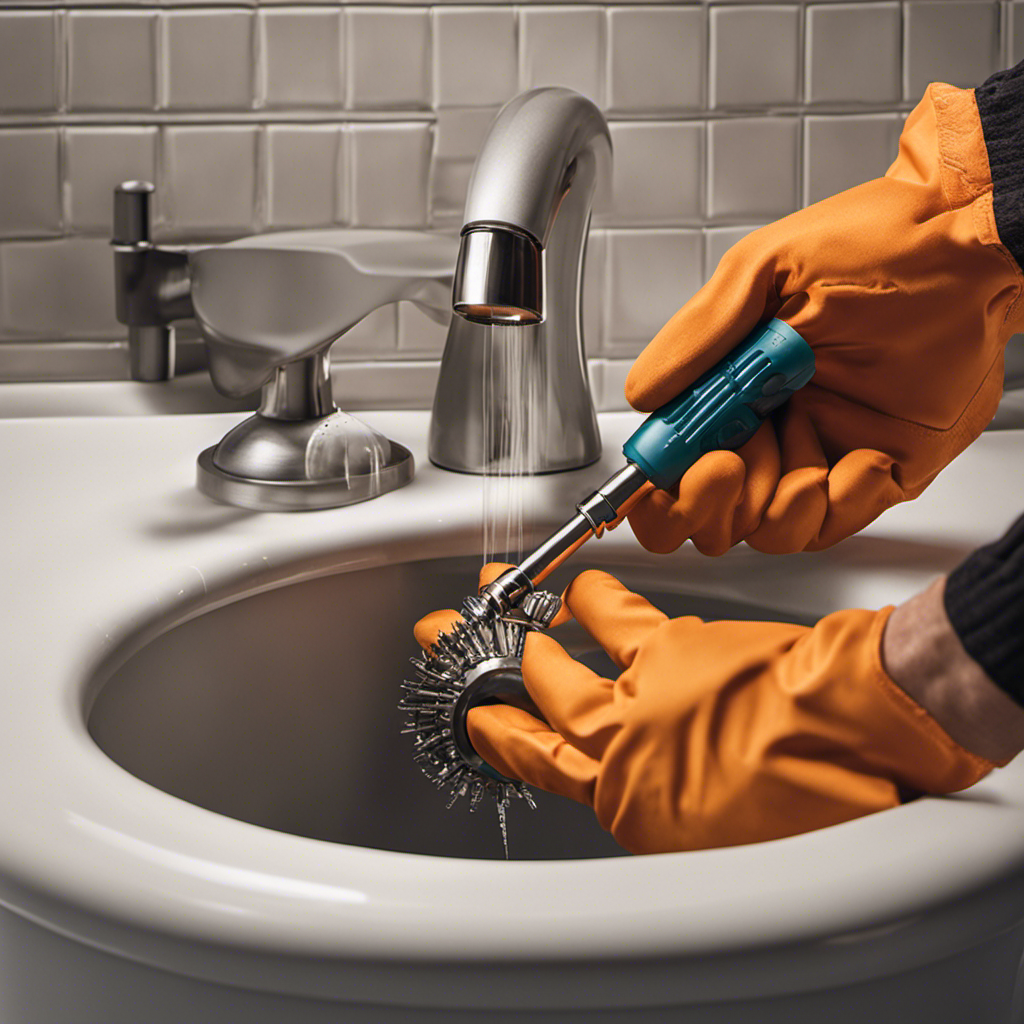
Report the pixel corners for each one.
[88,554,818,863]
[4,406,1024,1022]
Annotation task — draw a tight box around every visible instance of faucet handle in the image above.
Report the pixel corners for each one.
[112,181,193,381]
[113,180,154,246]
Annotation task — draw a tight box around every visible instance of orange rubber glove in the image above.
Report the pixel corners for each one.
[417,567,996,855]
[626,81,1024,556]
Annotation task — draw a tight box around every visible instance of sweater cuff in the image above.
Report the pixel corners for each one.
[944,510,1024,708]
[975,60,1024,272]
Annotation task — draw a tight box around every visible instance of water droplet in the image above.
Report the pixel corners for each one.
[497,799,509,860]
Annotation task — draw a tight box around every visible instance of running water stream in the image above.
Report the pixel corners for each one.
[481,325,544,565]
[481,325,544,858]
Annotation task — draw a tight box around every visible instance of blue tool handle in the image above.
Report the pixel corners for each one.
[621,319,815,491]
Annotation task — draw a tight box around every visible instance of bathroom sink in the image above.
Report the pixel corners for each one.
[87,554,815,862]
[5,409,1024,1022]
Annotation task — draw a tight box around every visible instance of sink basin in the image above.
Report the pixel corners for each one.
[87,554,813,862]
[5,409,1024,1022]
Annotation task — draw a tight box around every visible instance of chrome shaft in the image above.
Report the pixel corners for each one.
[474,462,649,618]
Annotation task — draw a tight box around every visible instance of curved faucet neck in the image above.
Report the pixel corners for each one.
[430,88,611,475]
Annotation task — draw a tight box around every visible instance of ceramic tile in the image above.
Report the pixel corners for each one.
[433,7,517,108]
[1,239,119,338]
[349,123,431,228]
[65,127,159,234]
[707,117,799,220]
[607,6,703,113]
[520,6,604,107]
[1010,2,1024,67]
[604,229,702,356]
[0,12,60,113]
[396,300,451,355]
[0,130,61,239]
[710,5,801,109]
[704,224,764,281]
[803,114,902,205]
[904,2,1000,99]
[331,358,439,411]
[602,121,703,226]
[68,11,157,111]
[162,126,258,236]
[805,4,901,104]
[265,125,342,229]
[586,358,606,410]
[346,7,431,110]
[595,358,642,413]
[429,106,497,226]
[332,304,397,354]
[260,8,344,109]
[164,10,254,110]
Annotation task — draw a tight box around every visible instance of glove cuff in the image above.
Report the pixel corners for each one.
[976,59,1024,272]
[944,510,1024,707]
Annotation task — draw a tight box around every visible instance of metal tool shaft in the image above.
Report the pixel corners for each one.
[474,462,649,618]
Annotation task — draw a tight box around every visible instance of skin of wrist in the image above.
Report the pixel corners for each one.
[881,576,1024,765]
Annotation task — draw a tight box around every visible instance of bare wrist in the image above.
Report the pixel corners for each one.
[881,577,1024,765]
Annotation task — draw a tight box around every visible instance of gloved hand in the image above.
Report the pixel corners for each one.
[626,81,1024,556]
[417,567,996,855]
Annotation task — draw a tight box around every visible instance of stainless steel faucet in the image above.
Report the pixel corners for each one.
[429,87,612,474]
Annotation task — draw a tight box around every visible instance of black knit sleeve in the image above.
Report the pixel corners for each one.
[944,510,1024,708]
[975,61,1024,271]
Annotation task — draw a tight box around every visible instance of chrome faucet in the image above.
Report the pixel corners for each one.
[429,87,612,474]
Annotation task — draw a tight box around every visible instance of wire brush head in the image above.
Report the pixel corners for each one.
[400,590,560,812]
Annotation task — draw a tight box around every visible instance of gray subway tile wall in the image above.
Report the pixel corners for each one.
[0,0,1017,407]
[164,10,255,110]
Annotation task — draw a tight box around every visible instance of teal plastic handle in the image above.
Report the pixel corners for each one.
[622,319,815,491]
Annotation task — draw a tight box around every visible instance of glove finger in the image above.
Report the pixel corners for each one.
[466,704,599,808]
[624,238,778,412]
[805,448,904,551]
[746,402,831,553]
[414,564,514,651]
[413,609,463,651]
[626,422,779,556]
[561,570,668,670]
[478,561,514,589]
[688,423,781,555]
[519,631,620,761]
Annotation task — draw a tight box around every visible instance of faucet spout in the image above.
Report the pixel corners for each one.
[430,88,611,474]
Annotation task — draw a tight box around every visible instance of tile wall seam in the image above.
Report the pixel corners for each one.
[0,106,922,131]
[56,10,67,115]
[0,216,806,244]
[253,4,266,109]
[254,123,267,231]
[57,125,68,233]
[4,1,933,8]
[342,7,353,109]
[1002,0,1010,69]
[901,1,911,101]
[796,0,806,107]
[155,9,166,110]
[154,119,166,231]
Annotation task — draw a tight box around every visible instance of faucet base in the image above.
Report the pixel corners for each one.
[196,411,414,512]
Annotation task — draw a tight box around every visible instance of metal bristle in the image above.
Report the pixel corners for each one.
[400,590,561,813]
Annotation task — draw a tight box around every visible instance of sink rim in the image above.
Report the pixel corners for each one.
[3,410,1024,1010]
